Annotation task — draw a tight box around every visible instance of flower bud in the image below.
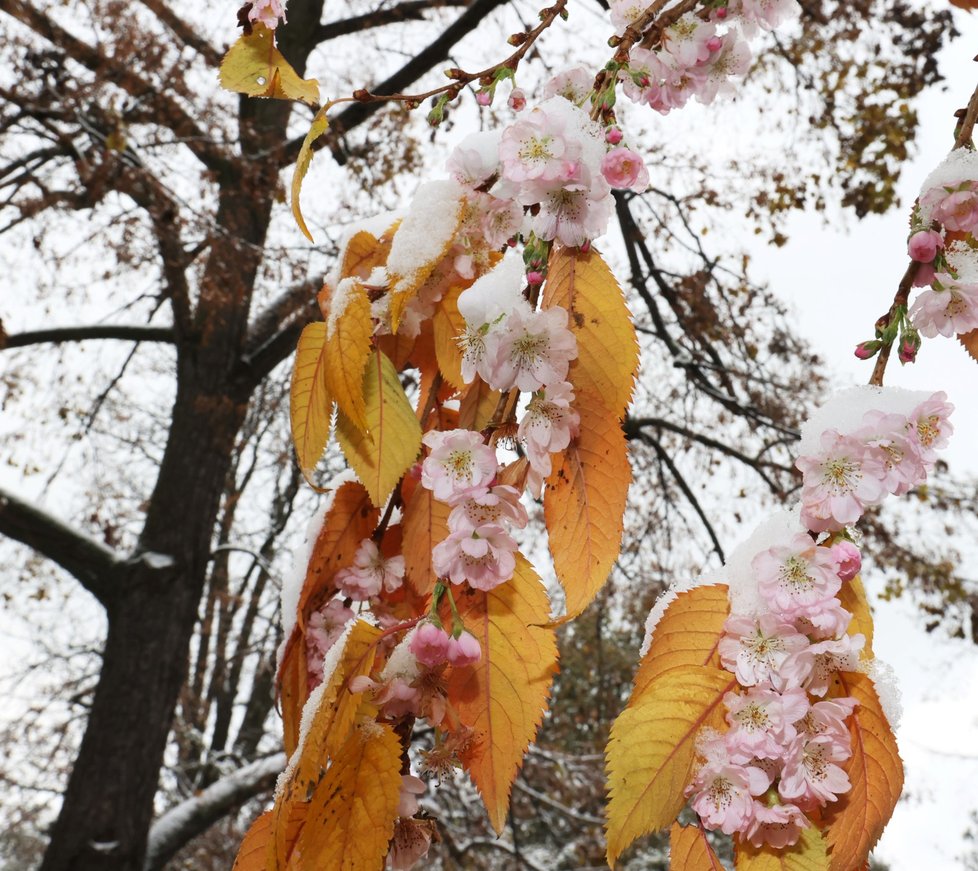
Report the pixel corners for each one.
[898,330,921,365]
[605,126,623,145]
[410,622,451,667]
[447,630,482,667]
[476,89,492,107]
[907,229,943,263]
[526,270,544,286]
[706,36,723,52]
[831,541,862,582]
[853,340,881,360]
[508,88,526,112]
[715,7,728,19]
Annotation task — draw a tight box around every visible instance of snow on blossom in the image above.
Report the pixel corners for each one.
[447,131,501,188]
[686,738,771,835]
[543,66,593,105]
[448,484,528,533]
[724,686,809,761]
[909,273,978,338]
[421,429,498,503]
[248,0,287,30]
[432,523,518,590]
[601,147,650,192]
[778,733,852,808]
[733,0,801,33]
[745,801,809,849]
[918,148,978,207]
[752,533,841,615]
[334,538,405,601]
[718,613,810,689]
[517,381,580,482]
[926,185,978,234]
[410,622,451,667]
[489,306,578,392]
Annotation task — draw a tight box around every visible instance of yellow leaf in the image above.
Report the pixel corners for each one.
[669,822,723,870]
[432,284,467,390]
[447,555,559,833]
[735,827,829,870]
[544,245,639,419]
[291,105,330,242]
[233,811,273,871]
[336,349,422,507]
[544,402,631,621]
[838,574,874,654]
[824,671,904,871]
[219,24,320,105]
[605,665,735,867]
[290,323,332,483]
[342,228,397,281]
[633,584,729,705]
[324,280,373,433]
[295,722,403,871]
[458,378,501,431]
[271,621,382,869]
[401,484,450,597]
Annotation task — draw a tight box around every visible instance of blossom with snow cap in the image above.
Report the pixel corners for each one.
[753,534,841,616]
[421,429,498,504]
[333,539,405,601]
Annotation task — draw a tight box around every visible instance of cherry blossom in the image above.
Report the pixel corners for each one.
[421,429,498,503]
[410,622,452,667]
[752,533,841,615]
[447,630,482,666]
[796,697,858,746]
[855,410,926,496]
[734,0,802,33]
[686,744,771,835]
[397,774,427,819]
[830,541,862,582]
[447,131,501,188]
[609,0,646,35]
[333,538,405,601]
[305,599,354,690]
[724,686,809,761]
[718,613,810,689]
[781,633,865,697]
[905,392,954,462]
[388,818,435,870]
[601,147,650,191]
[448,485,528,533]
[518,381,580,482]
[778,733,852,809]
[907,229,943,263]
[744,800,809,849]
[489,306,578,392]
[661,13,717,68]
[529,179,614,247]
[248,0,286,30]
[544,67,593,105]
[909,273,978,338]
[432,524,518,590]
[922,183,978,233]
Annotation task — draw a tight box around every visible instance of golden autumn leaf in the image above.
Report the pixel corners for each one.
[219,24,320,105]
[271,621,382,869]
[824,671,904,871]
[324,280,373,433]
[605,665,735,867]
[336,349,422,507]
[632,584,729,704]
[401,484,450,597]
[950,0,978,10]
[544,402,631,622]
[294,722,403,871]
[432,283,467,390]
[447,555,559,833]
[342,228,397,281]
[290,323,332,483]
[291,105,330,242]
[669,822,723,870]
[735,827,829,871]
[958,327,978,362]
[544,245,639,418]
[458,378,501,431]
[838,575,874,654]
[232,811,273,871]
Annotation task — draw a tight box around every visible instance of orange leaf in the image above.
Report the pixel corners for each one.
[669,822,723,870]
[289,323,332,483]
[838,575,874,654]
[958,327,978,362]
[432,284,467,391]
[324,280,373,432]
[458,378,501,431]
[233,811,273,871]
[401,484,451,597]
[295,722,403,870]
[543,245,639,419]
[734,827,829,870]
[824,671,904,871]
[633,584,729,704]
[544,402,631,621]
[447,555,559,833]
[605,665,735,866]
[950,0,978,10]
[341,228,396,281]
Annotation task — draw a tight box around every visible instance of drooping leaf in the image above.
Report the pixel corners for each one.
[632,584,730,705]
[543,245,639,419]
[291,105,330,242]
[447,555,559,833]
[669,822,723,870]
[606,665,735,866]
[295,722,403,871]
[824,671,904,871]
[458,377,501,431]
[336,349,422,507]
[735,826,829,870]
[544,402,631,621]
[958,327,978,362]
[219,24,320,105]
[324,280,373,433]
[232,811,273,871]
[290,323,332,483]
[401,484,451,597]
[838,574,874,654]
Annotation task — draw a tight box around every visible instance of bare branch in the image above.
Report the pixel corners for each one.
[1,324,175,350]
[136,0,223,67]
[238,279,322,383]
[314,0,468,42]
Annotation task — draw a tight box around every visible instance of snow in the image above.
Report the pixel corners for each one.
[725,507,805,617]
[324,211,400,289]
[946,239,978,282]
[918,147,978,198]
[797,385,935,458]
[380,628,420,682]
[456,251,526,325]
[640,567,724,656]
[386,180,465,295]
[326,276,360,338]
[138,551,176,570]
[866,657,903,731]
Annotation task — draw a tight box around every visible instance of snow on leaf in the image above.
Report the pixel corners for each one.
[632,584,729,706]
[336,348,422,507]
[219,24,320,105]
[447,554,559,834]
[734,826,829,870]
[823,671,904,871]
[544,245,639,419]
[605,665,735,867]
[544,401,630,622]
[291,105,330,242]
[324,279,373,433]
[669,822,724,870]
[290,323,332,484]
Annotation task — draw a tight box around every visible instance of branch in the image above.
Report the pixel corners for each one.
[136,0,223,67]
[0,485,122,605]
[143,753,286,871]
[1,324,175,350]
[513,780,605,827]
[314,0,468,41]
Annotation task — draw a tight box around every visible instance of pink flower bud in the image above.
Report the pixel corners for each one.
[526,270,544,285]
[715,7,728,18]
[580,241,591,254]
[912,262,936,287]
[605,126,623,145]
[853,340,881,360]
[831,541,862,582]
[476,90,492,107]
[447,630,482,667]
[706,36,723,52]
[410,622,451,667]
[508,88,526,112]
[907,229,943,264]
[898,333,920,365]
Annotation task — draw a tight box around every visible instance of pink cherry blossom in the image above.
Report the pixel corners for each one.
[735,0,801,32]
[855,410,926,496]
[333,538,405,601]
[389,818,434,870]
[489,306,579,392]
[447,630,482,666]
[608,0,646,34]
[745,800,809,849]
[718,613,810,689]
[544,67,593,105]
[481,196,524,248]
[661,13,717,67]
[397,774,427,818]
[724,686,809,761]
[518,381,580,479]
[499,110,572,185]
[698,33,752,104]
[448,484,528,533]
[781,633,865,697]
[907,229,943,263]
[410,622,451,667]
[305,599,355,690]
[752,533,841,614]
[421,429,498,503]
[686,751,770,835]
[905,392,954,463]
[447,131,501,188]
[830,540,862,582]
[933,186,978,233]
[796,430,888,532]
[248,0,287,30]
[529,178,614,247]
[601,147,650,191]
[350,674,422,719]
[778,733,852,809]
[432,524,517,590]
[909,273,978,338]
[796,697,857,747]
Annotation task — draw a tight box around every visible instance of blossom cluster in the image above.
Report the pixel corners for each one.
[684,390,952,847]
[247,0,286,30]
[613,1,800,116]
